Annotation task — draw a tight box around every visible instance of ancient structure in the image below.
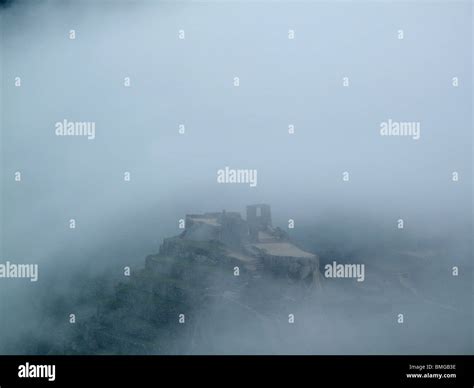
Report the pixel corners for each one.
[176,204,320,285]
[246,204,272,242]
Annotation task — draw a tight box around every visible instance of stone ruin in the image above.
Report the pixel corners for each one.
[179,204,321,285]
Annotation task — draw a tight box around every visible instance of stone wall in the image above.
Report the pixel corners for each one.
[248,246,320,286]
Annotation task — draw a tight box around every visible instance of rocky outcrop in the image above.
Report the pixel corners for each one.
[245,244,320,285]
[175,204,321,286]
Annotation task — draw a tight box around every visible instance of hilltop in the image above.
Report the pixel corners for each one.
[150,204,321,286]
[54,204,322,354]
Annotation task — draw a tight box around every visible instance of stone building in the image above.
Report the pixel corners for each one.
[246,204,272,242]
[178,204,321,285]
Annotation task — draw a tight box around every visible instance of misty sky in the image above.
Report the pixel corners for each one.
[0,0,472,354]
